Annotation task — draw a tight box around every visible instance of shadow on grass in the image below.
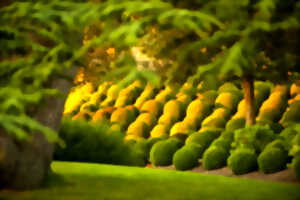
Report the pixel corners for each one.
[41,171,71,188]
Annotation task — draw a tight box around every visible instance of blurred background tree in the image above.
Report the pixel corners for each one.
[0,0,300,189]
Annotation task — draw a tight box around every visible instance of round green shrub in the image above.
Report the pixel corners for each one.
[211,138,232,150]
[202,146,228,170]
[258,147,288,173]
[173,145,199,171]
[292,156,300,179]
[220,130,234,140]
[147,135,168,149]
[226,118,245,132]
[149,138,183,166]
[233,125,275,153]
[227,148,257,175]
[264,139,287,151]
[279,127,298,149]
[185,129,221,157]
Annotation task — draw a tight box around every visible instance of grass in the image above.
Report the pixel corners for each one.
[0,161,299,200]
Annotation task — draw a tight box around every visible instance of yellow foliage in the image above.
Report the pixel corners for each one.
[134,84,156,109]
[289,94,300,104]
[232,99,246,119]
[259,92,283,112]
[126,121,149,138]
[92,107,115,123]
[150,124,169,138]
[290,82,300,97]
[155,86,174,103]
[158,114,176,126]
[97,81,111,94]
[140,100,162,117]
[110,108,132,127]
[114,96,130,107]
[272,84,289,94]
[63,83,94,115]
[100,97,115,107]
[106,84,120,99]
[176,94,192,106]
[186,99,204,116]
[136,112,157,128]
[170,121,193,137]
[215,92,235,110]
[163,100,182,120]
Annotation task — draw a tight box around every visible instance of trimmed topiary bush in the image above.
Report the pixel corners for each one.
[258,147,288,173]
[211,137,232,150]
[185,129,221,157]
[220,130,234,140]
[149,138,183,166]
[202,146,228,170]
[226,118,245,131]
[232,125,275,153]
[280,101,300,127]
[126,121,150,138]
[227,148,257,175]
[173,145,200,170]
[140,99,163,117]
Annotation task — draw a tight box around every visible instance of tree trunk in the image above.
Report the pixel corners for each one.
[0,67,77,189]
[242,75,256,126]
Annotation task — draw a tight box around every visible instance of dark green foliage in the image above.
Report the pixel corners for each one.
[173,145,199,171]
[201,90,218,105]
[54,118,143,166]
[220,130,235,140]
[226,118,245,131]
[211,137,232,150]
[291,156,300,179]
[280,101,300,127]
[264,139,287,151]
[279,126,299,149]
[258,147,288,174]
[232,125,275,153]
[203,146,228,170]
[149,138,183,166]
[227,148,258,175]
[185,129,221,157]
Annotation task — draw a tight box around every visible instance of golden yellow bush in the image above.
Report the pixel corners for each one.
[158,114,177,126]
[150,124,169,138]
[155,86,174,103]
[110,107,134,127]
[126,121,150,138]
[163,100,182,120]
[290,82,300,97]
[140,99,162,117]
[136,112,157,128]
[170,121,194,137]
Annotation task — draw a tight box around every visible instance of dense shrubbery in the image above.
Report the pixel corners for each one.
[149,138,183,166]
[227,148,258,175]
[54,118,145,166]
[173,144,200,170]
[185,129,221,158]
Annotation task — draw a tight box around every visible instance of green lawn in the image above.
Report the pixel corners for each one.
[0,161,299,200]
